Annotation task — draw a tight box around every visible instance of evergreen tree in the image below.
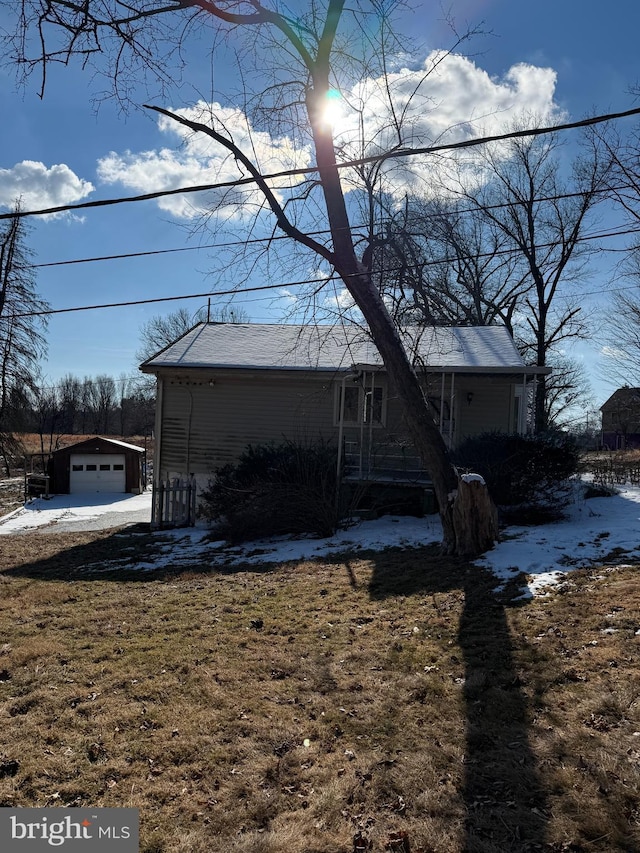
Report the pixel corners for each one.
[0,204,49,473]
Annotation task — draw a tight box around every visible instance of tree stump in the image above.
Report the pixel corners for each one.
[452,474,499,557]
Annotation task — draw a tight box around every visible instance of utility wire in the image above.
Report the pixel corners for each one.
[11,216,640,319]
[30,213,640,272]
[3,105,640,222]
[9,275,340,319]
[21,219,640,319]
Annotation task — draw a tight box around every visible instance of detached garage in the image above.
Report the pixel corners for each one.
[50,437,145,495]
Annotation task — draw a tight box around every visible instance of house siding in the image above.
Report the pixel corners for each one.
[339,374,516,473]
[157,369,519,484]
[453,377,514,440]
[601,388,640,449]
[157,371,335,479]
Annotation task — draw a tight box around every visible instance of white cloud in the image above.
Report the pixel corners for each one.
[600,345,626,360]
[97,101,311,220]
[333,51,563,198]
[0,161,94,214]
[95,53,562,219]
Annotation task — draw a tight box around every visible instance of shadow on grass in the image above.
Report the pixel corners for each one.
[0,525,280,583]
[4,526,547,850]
[369,546,548,853]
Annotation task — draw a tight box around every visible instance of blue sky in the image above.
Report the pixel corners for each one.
[0,0,639,412]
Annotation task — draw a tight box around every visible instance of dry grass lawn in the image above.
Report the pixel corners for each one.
[0,524,638,852]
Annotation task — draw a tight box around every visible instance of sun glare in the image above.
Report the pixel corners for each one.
[320,88,344,130]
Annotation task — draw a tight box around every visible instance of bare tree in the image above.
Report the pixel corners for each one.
[599,279,640,388]
[543,354,594,430]
[136,304,249,364]
[448,130,611,430]
[370,197,526,329]
[91,374,118,434]
[57,374,84,434]
[593,114,640,388]
[596,105,640,235]
[79,377,95,434]
[3,0,499,554]
[28,375,63,468]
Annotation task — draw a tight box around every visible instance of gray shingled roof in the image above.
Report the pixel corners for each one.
[141,322,545,374]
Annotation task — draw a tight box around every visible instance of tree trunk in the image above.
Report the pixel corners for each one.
[452,475,499,556]
[307,82,499,557]
[349,275,499,555]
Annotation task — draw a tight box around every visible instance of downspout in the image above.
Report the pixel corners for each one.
[358,377,365,479]
[185,387,194,477]
[152,375,164,527]
[154,376,164,485]
[448,373,455,448]
[367,371,375,477]
[335,374,348,507]
[440,372,445,433]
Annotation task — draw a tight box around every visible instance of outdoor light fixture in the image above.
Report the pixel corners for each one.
[467,392,474,405]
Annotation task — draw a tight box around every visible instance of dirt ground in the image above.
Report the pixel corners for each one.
[0,477,27,517]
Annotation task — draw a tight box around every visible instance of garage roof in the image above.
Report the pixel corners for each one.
[53,437,144,455]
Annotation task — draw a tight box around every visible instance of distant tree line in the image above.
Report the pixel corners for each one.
[1,373,155,474]
[30,373,155,437]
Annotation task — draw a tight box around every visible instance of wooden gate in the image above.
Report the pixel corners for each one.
[152,476,197,529]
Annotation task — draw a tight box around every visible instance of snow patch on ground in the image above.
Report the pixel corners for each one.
[477,484,640,598]
[0,491,152,533]
[1,482,639,597]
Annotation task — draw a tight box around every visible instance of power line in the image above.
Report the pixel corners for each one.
[3,105,640,223]
[10,275,339,319]
[11,217,640,319]
[10,214,640,320]
[26,182,640,272]
[32,230,326,269]
[30,212,640,271]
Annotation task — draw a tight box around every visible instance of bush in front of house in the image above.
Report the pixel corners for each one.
[453,431,581,522]
[199,439,339,542]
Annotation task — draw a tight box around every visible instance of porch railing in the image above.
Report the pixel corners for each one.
[342,439,432,484]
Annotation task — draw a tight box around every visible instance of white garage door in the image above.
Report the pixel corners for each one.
[69,453,127,493]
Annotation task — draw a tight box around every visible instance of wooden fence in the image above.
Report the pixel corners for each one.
[585,452,640,488]
[152,476,197,529]
[24,473,50,500]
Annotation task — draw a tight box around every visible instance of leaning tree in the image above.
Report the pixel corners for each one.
[3,0,500,554]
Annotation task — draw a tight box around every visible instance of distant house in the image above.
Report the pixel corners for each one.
[600,387,640,449]
[140,322,549,522]
[49,437,145,494]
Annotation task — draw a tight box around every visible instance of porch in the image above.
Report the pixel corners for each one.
[341,437,432,486]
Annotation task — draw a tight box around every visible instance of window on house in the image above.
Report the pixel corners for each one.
[364,386,384,424]
[100,464,111,471]
[341,385,360,424]
[86,464,97,471]
[72,464,83,472]
[427,396,451,423]
[113,464,124,471]
[335,382,386,426]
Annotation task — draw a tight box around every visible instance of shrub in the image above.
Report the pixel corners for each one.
[453,431,581,522]
[199,439,339,542]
